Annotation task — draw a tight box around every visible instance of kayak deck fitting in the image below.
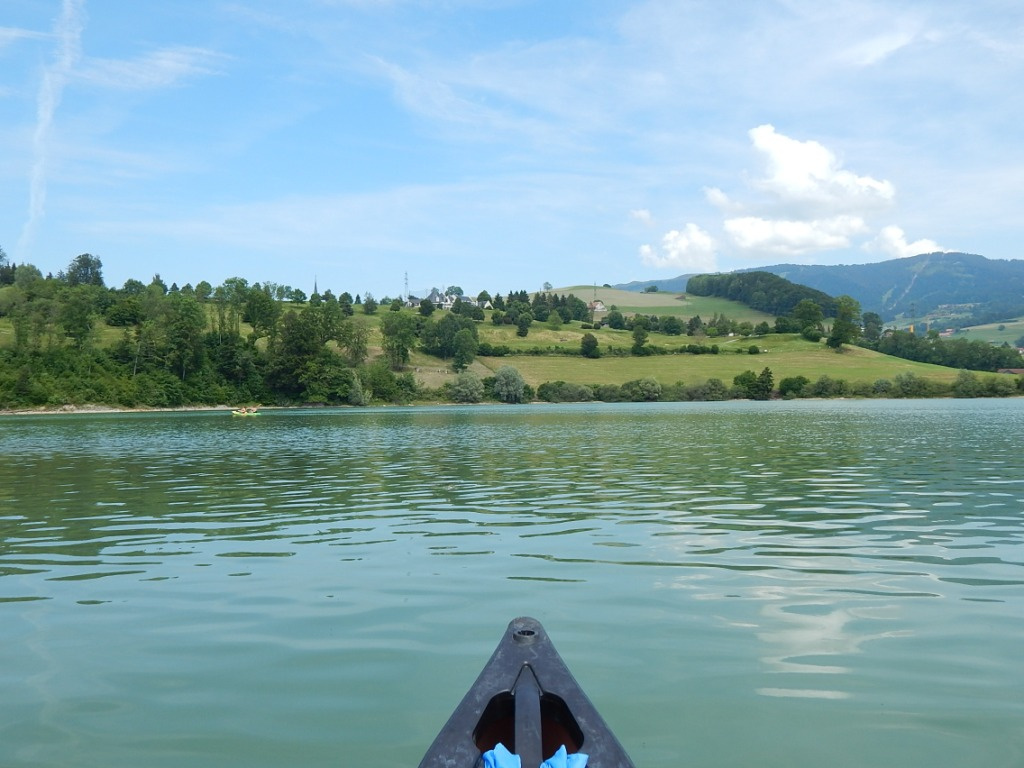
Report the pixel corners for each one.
[418,616,636,768]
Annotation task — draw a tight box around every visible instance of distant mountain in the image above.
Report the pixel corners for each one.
[613,275,693,294]
[616,252,1024,323]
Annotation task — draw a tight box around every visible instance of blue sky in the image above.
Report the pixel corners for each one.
[2,1,1022,299]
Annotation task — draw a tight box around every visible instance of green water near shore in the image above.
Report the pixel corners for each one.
[2,400,1023,767]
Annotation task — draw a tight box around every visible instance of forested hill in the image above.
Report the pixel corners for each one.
[617,252,1024,324]
[685,272,838,317]
[746,252,1024,321]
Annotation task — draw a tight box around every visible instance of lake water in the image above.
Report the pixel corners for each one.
[1,400,1023,768]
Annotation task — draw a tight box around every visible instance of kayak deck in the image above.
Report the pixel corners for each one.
[418,617,636,768]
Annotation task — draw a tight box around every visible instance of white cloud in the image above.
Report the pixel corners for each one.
[867,225,945,259]
[748,124,894,216]
[76,46,226,90]
[0,26,48,49]
[703,186,736,212]
[837,30,919,67]
[639,223,716,272]
[724,215,868,256]
[629,208,653,224]
[16,0,84,260]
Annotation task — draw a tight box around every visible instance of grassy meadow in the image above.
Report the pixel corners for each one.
[562,285,775,323]
[473,333,963,389]
[954,317,1024,346]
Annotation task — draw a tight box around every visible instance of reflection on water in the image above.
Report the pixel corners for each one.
[1,400,1023,767]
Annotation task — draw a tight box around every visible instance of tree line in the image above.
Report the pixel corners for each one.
[1,249,1021,410]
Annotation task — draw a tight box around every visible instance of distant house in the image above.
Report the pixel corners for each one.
[997,368,1024,375]
[588,300,607,313]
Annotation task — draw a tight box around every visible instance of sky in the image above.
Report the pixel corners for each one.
[1,0,1022,299]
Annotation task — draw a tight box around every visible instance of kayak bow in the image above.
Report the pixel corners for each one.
[418,617,636,768]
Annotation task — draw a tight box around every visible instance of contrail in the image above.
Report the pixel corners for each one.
[15,0,86,261]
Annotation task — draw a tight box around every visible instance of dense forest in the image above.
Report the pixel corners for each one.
[686,271,838,317]
[1,251,1022,410]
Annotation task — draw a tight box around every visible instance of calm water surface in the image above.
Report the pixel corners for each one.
[1,400,1022,767]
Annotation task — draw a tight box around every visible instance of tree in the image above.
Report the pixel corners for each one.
[363,294,378,314]
[452,328,478,372]
[298,350,357,403]
[515,312,532,337]
[621,377,662,401]
[631,325,649,355]
[163,292,208,379]
[450,371,484,403]
[754,367,774,399]
[61,253,105,287]
[733,368,773,400]
[791,298,824,331]
[379,311,417,369]
[952,369,983,398]
[0,245,11,285]
[827,295,862,350]
[245,285,281,344]
[337,318,370,366]
[58,285,99,349]
[861,312,884,345]
[149,274,169,295]
[493,366,527,403]
[580,333,600,359]
[419,298,435,316]
[778,375,810,398]
[606,310,626,330]
[446,286,464,297]
[339,292,354,316]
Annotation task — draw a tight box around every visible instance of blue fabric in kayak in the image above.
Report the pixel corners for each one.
[541,745,589,768]
[482,744,519,768]
[481,744,588,768]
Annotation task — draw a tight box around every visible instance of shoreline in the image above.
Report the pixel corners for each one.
[0,404,239,416]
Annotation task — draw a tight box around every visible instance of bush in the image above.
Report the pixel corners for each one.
[893,372,932,398]
[537,381,594,402]
[807,375,850,398]
[450,371,484,403]
[592,383,623,402]
[478,342,511,357]
[778,375,810,398]
[684,378,728,401]
[620,377,662,401]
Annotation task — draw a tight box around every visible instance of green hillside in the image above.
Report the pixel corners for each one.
[952,317,1024,346]
[2,273,1021,410]
[471,331,963,389]
[559,285,774,323]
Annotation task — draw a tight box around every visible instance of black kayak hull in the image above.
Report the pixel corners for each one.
[418,617,636,768]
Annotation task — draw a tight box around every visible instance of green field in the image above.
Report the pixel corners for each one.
[559,285,775,323]
[953,317,1024,346]
[473,333,964,389]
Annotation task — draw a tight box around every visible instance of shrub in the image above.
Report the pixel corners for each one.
[778,375,810,398]
[537,381,594,402]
